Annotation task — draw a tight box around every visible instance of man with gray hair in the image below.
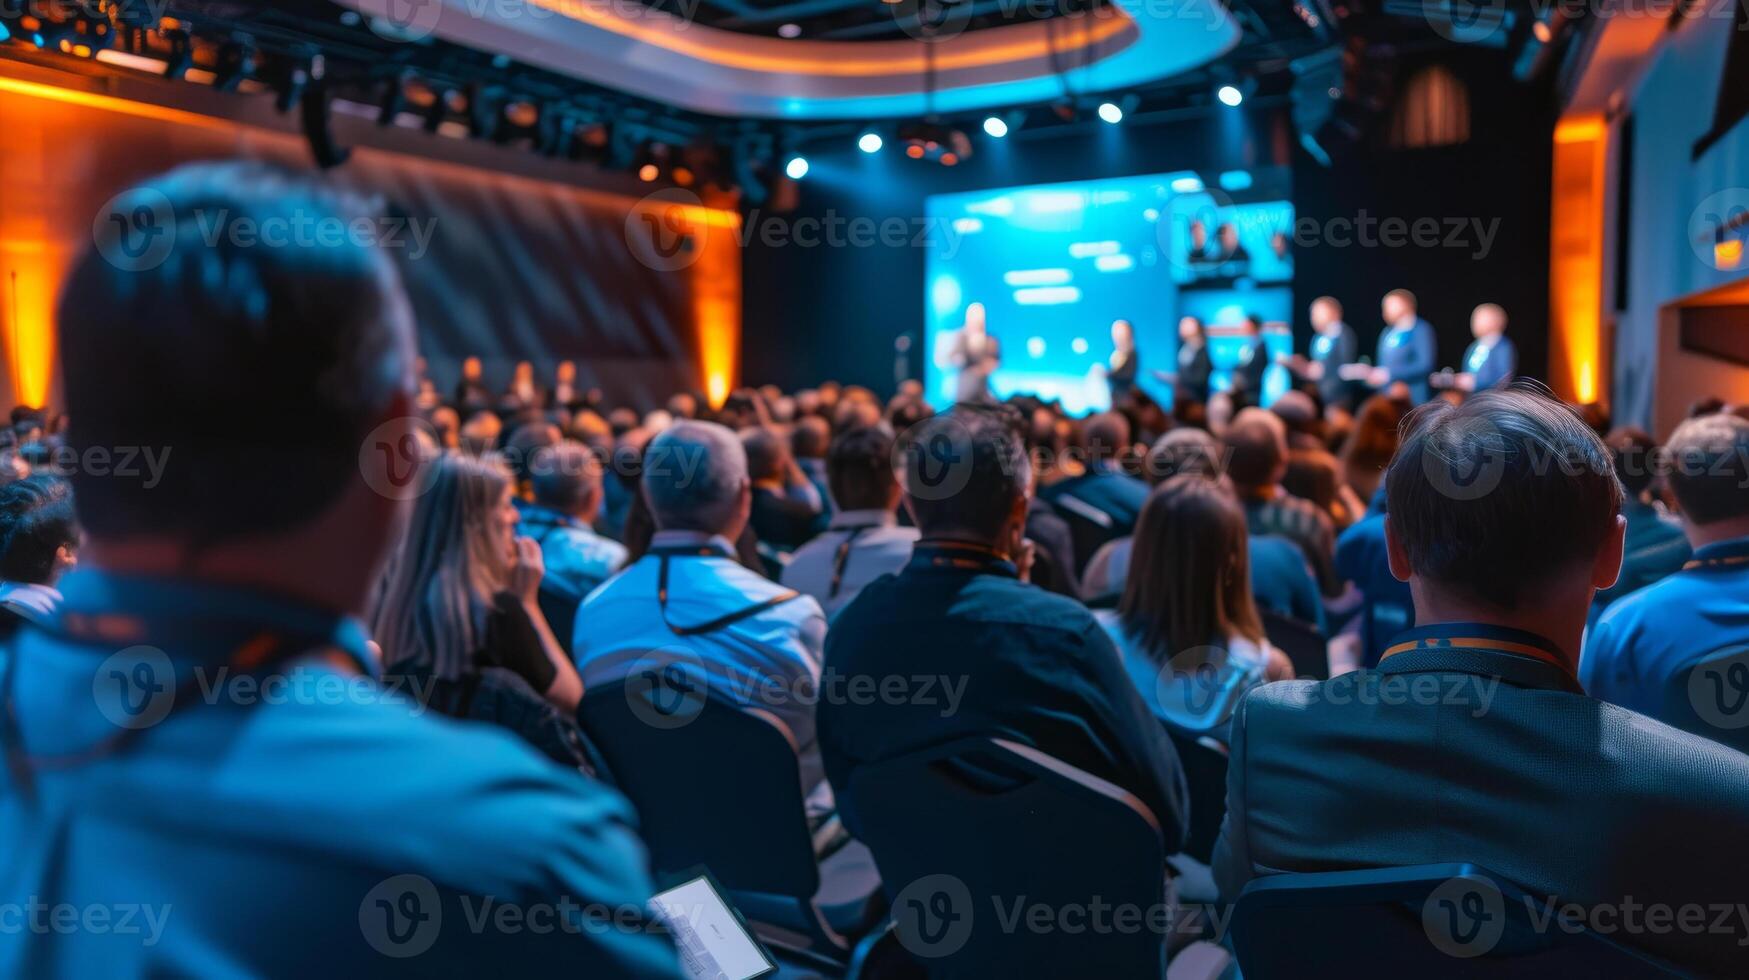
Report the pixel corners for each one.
[573,421,831,808]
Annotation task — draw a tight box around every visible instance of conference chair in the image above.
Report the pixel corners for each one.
[1230,864,1682,979]
[1161,725,1229,866]
[579,680,877,959]
[1048,492,1118,573]
[843,736,1224,978]
[1659,646,1749,755]
[535,579,582,657]
[1261,608,1330,680]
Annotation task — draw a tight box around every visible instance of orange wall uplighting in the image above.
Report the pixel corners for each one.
[1549,113,1609,405]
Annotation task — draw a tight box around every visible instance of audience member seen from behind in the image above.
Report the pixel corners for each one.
[0,474,79,627]
[821,407,1189,861]
[573,421,833,813]
[1585,427,1689,624]
[1213,384,1749,976]
[0,162,679,976]
[373,451,594,766]
[781,425,919,618]
[1583,413,1749,743]
[1098,475,1292,739]
[742,425,827,552]
[1224,408,1340,596]
[520,440,628,607]
[1338,393,1407,507]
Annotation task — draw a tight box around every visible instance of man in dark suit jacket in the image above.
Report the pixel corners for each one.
[823,406,1188,852]
[1214,385,1749,976]
[1040,412,1150,568]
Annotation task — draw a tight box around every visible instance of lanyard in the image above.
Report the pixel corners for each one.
[828,525,880,599]
[1683,553,1749,572]
[648,545,802,636]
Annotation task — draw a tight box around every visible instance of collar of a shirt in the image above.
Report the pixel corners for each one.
[649,529,738,556]
[830,509,897,531]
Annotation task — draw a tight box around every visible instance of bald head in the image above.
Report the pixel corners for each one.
[643,420,750,536]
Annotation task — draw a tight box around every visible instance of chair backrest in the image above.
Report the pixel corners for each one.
[1051,493,1119,574]
[579,679,819,899]
[1231,864,1681,979]
[844,737,1167,978]
[535,580,582,658]
[1659,645,1749,754]
[1161,725,1228,865]
[1260,609,1329,680]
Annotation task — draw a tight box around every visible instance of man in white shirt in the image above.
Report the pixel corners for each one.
[782,425,920,618]
[523,441,627,597]
[575,421,830,804]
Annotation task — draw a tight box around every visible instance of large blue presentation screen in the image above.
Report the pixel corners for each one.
[924,168,1294,413]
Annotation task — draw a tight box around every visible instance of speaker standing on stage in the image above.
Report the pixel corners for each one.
[1457,303,1517,392]
[1106,319,1139,405]
[1364,288,1437,404]
[1230,314,1269,410]
[1284,296,1359,409]
[939,301,1001,403]
[1157,315,1212,407]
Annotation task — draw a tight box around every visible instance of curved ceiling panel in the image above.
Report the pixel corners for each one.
[342,0,1240,119]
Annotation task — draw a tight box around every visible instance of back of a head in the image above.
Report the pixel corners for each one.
[740,426,788,483]
[531,441,602,515]
[1343,394,1408,466]
[1664,413,1749,527]
[1144,428,1224,485]
[1604,427,1659,500]
[1120,475,1259,663]
[1386,384,1622,610]
[902,407,1029,541]
[827,425,898,512]
[792,415,831,460]
[1222,409,1287,490]
[1084,412,1131,463]
[0,475,79,585]
[58,162,412,545]
[459,412,504,456]
[503,421,561,487]
[644,421,747,533]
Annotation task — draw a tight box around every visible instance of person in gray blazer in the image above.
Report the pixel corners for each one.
[1213,383,1749,977]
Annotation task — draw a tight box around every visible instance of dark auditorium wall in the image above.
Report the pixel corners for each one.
[743,54,1554,399]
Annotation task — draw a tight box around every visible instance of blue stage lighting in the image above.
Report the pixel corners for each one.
[785,156,810,179]
[983,116,1009,138]
[858,132,883,153]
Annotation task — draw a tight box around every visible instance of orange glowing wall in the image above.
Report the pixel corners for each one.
[1548,114,1609,405]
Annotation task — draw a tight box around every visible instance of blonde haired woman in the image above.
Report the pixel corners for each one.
[374,451,587,764]
[1098,475,1292,739]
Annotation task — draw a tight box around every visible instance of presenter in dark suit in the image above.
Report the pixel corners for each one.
[1157,315,1212,409]
[1284,296,1359,409]
[1456,303,1517,392]
[1228,314,1269,410]
[1213,386,1749,976]
[1104,318,1140,406]
[1363,288,1437,404]
[940,301,1001,403]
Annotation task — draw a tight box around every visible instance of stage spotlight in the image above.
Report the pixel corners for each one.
[778,23,801,38]
[638,163,659,182]
[785,156,810,180]
[1217,84,1244,107]
[859,132,883,153]
[1097,101,1123,124]
[983,116,1008,138]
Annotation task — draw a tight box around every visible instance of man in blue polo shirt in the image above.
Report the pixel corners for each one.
[0,164,679,977]
[1583,412,1749,749]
